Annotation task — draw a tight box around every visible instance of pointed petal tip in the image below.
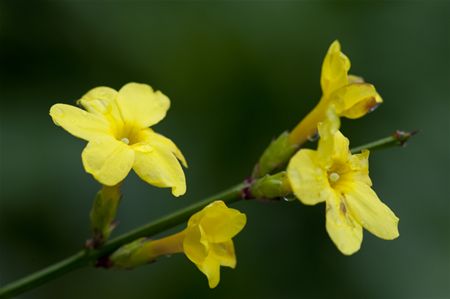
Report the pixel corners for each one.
[379,217,400,240]
[330,232,362,256]
[170,179,187,197]
[208,280,219,289]
[171,186,187,197]
[330,39,341,50]
[339,246,361,256]
[181,159,188,168]
[49,103,111,141]
[84,167,124,187]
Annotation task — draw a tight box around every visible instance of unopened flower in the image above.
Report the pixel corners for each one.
[50,83,187,196]
[289,40,383,146]
[287,123,399,255]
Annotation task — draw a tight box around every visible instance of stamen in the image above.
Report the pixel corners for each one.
[329,172,340,183]
[121,137,130,145]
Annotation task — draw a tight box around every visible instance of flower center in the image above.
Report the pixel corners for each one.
[115,124,143,146]
[328,172,340,183]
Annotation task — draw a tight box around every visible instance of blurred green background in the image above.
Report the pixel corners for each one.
[1,1,449,298]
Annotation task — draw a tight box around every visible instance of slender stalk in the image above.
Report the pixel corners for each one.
[350,130,418,154]
[0,183,245,299]
[0,252,89,299]
[0,131,417,298]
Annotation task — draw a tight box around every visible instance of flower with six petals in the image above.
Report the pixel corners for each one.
[287,123,399,255]
[50,83,187,196]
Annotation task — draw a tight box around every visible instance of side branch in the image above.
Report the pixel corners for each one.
[350,130,418,154]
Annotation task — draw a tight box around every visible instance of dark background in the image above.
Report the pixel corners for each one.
[1,1,449,298]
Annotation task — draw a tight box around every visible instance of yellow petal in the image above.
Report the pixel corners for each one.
[332,131,351,162]
[325,191,363,255]
[186,203,210,228]
[187,208,204,228]
[348,74,364,84]
[317,129,350,167]
[332,83,383,119]
[132,142,186,196]
[348,150,372,186]
[320,40,350,97]
[315,109,341,167]
[78,86,118,115]
[345,181,399,240]
[50,104,111,141]
[117,83,170,128]
[319,107,340,139]
[210,240,236,268]
[82,136,135,186]
[197,255,221,288]
[136,129,187,167]
[78,86,124,132]
[183,226,207,265]
[199,201,247,243]
[287,149,329,205]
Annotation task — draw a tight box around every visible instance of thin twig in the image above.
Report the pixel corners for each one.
[0,131,417,298]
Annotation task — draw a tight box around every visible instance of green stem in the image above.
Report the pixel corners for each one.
[350,130,417,154]
[0,131,417,298]
[0,252,89,299]
[0,183,245,299]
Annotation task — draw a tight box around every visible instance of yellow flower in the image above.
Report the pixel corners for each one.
[109,200,246,288]
[289,40,383,146]
[50,83,187,196]
[183,201,247,288]
[287,124,399,255]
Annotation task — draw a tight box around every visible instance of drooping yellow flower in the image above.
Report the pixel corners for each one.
[50,83,187,196]
[289,40,383,146]
[109,200,246,288]
[183,200,247,288]
[287,123,399,255]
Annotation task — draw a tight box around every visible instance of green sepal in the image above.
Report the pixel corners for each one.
[250,171,292,199]
[109,238,151,269]
[253,132,299,178]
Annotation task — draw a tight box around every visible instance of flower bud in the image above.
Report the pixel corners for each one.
[253,132,299,178]
[250,171,292,199]
[89,184,121,248]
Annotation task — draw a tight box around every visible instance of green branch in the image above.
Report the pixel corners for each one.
[0,252,88,299]
[350,130,418,154]
[0,131,417,298]
[0,183,245,299]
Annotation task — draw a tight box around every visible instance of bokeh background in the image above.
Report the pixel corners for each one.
[1,1,449,298]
